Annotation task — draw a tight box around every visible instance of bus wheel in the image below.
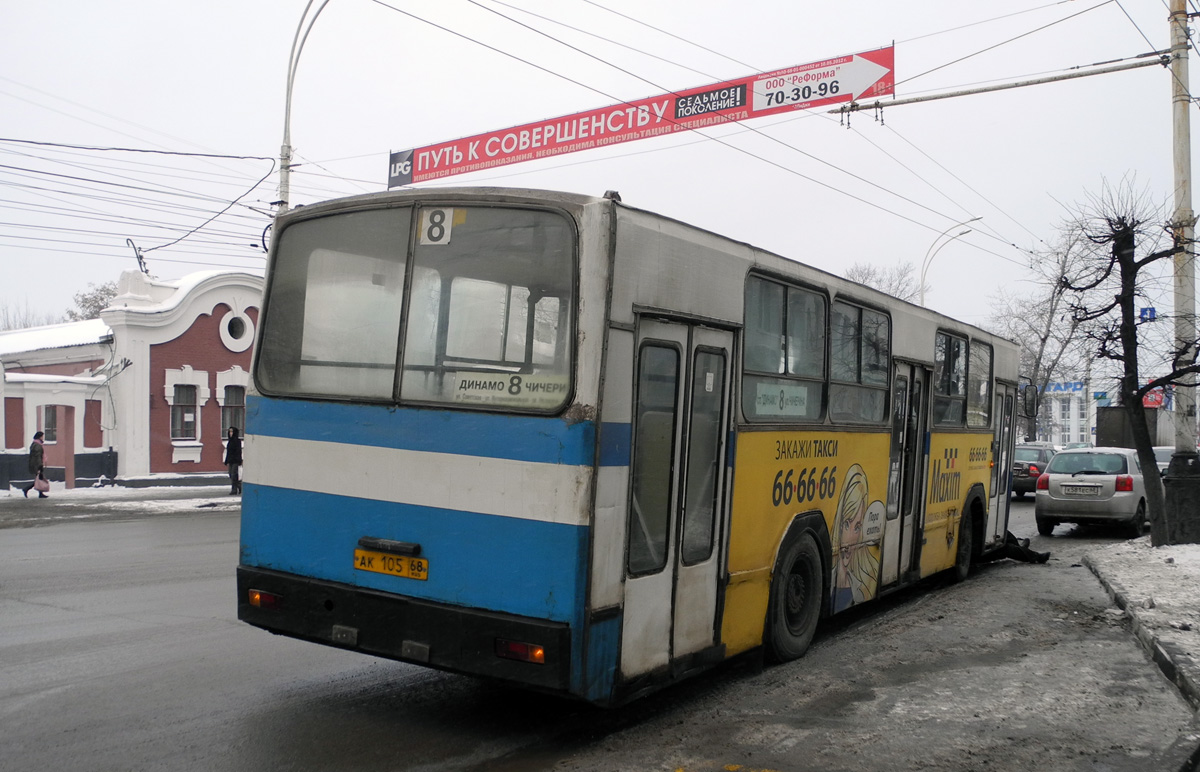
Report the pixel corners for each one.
[766,530,822,662]
[952,512,974,583]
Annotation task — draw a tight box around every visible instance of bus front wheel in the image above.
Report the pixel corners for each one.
[765,530,823,662]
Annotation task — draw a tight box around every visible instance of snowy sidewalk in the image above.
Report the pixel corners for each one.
[1084,537,1200,771]
[0,482,239,528]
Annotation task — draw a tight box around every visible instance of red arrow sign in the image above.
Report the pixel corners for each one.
[388,46,894,187]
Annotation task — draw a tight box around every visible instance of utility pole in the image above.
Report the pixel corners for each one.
[277,0,331,215]
[1165,0,1200,544]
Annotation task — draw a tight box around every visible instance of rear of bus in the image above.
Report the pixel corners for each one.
[237,190,606,699]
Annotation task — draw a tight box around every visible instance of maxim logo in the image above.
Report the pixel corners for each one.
[930,449,961,504]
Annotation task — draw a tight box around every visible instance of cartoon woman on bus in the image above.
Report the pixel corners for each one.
[832,464,883,613]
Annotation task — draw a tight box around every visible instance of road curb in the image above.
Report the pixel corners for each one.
[1083,554,1200,771]
[1159,722,1200,772]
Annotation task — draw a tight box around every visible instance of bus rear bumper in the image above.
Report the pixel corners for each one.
[237,565,572,693]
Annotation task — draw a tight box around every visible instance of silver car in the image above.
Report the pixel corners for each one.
[1034,447,1147,537]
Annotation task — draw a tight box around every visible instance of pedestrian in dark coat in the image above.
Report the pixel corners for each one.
[24,431,47,498]
[224,426,243,495]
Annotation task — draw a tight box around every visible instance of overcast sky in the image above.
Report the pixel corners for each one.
[0,0,1185,328]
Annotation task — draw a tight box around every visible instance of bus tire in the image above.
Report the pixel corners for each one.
[765,530,823,662]
[951,509,974,583]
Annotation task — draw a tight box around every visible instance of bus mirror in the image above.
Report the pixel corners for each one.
[1018,378,1039,419]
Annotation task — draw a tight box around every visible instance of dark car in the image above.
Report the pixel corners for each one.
[1154,446,1174,475]
[1012,443,1057,499]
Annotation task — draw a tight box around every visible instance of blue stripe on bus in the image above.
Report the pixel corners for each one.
[240,484,589,625]
[598,422,631,467]
[247,395,596,466]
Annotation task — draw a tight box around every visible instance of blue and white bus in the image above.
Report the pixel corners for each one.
[238,187,1023,705]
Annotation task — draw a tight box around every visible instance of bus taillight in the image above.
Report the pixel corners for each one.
[248,589,283,609]
[495,638,545,664]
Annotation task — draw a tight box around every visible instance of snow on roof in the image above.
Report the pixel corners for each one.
[5,372,107,385]
[0,270,263,360]
[106,269,262,316]
[0,318,111,357]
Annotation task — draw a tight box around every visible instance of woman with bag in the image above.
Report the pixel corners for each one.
[23,431,47,498]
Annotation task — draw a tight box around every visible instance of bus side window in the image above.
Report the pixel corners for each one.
[967,341,993,427]
[742,276,826,422]
[829,302,889,423]
[628,344,680,575]
[933,332,966,425]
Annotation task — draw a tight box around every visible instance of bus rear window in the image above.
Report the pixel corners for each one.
[399,207,575,411]
[256,204,576,412]
[256,207,412,400]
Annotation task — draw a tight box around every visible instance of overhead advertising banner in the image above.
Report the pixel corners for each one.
[388,46,894,187]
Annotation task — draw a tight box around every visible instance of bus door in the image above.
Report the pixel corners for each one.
[987,384,1017,542]
[621,319,733,679]
[880,362,929,587]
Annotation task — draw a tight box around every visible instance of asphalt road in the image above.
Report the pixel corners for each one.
[0,497,1193,771]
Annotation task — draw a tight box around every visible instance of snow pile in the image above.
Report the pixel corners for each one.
[2,484,241,522]
[1085,535,1200,697]
[5,483,222,500]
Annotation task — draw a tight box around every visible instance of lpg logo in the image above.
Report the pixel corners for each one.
[388,149,414,187]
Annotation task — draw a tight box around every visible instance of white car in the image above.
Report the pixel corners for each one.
[1034,447,1147,537]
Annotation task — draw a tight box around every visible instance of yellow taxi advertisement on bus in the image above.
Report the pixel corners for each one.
[724,431,889,656]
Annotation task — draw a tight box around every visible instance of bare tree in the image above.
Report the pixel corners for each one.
[844,261,928,304]
[0,299,64,331]
[1059,181,1199,546]
[988,231,1096,440]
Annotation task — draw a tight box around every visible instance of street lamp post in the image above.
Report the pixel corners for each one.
[920,217,981,307]
[278,0,331,214]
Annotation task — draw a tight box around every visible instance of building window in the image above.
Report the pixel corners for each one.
[1059,399,1071,421]
[219,309,256,353]
[1078,400,1088,419]
[171,385,198,440]
[222,386,245,435]
[41,405,58,443]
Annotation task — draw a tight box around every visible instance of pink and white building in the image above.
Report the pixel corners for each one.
[1,270,262,489]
